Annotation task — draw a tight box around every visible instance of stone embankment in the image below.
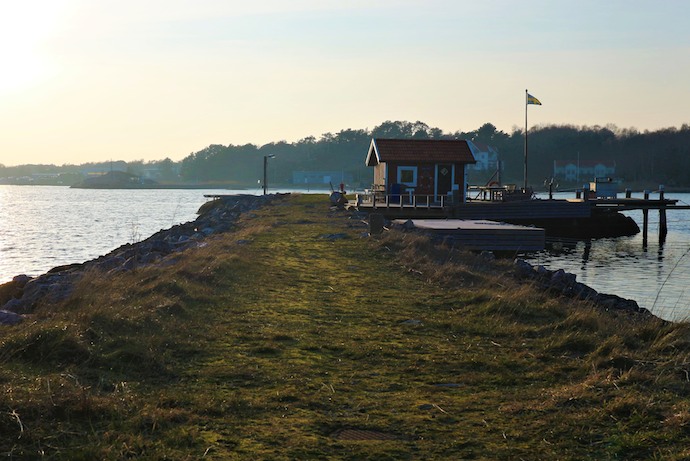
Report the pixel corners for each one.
[389,217,648,316]
[513,258,652,317]
[0,194,285,326]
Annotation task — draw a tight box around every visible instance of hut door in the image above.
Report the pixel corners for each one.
[436,164,453,199]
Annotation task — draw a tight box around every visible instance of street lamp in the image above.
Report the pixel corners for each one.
[263,154,275,195]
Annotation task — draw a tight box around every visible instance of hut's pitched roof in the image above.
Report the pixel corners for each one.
[366,138,476,166]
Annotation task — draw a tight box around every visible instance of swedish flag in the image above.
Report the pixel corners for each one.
[527,93,542,105]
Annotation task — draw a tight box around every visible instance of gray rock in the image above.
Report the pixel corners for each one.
[2,298,27,314]
[401,219,416,230]
[12,274,31,287]
[536,265,551,277]
[3,273,76,314]
[480,250,495,260]
[96,256,126,272]
[595,293,642,312]
[320,233,349,241]
[513,259,535,277]
[149,239,171,253]
[0,277,28,306]
[0,310,23,326]
[567,282,591,299]
[549,269,577,292]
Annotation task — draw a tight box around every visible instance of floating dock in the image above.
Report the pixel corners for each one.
[393,219,545,252]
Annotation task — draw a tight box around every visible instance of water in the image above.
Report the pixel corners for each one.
[0,186,260,285]
[524,192,690,322]
[2,186,690,321]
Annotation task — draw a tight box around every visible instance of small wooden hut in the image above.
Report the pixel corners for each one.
[365,138,476,203]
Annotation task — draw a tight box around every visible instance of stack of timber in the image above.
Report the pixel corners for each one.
[393,219,545,252]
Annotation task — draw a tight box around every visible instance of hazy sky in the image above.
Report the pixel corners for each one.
[0,0,688,166]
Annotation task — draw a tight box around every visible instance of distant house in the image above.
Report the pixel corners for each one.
[142,168,161,180]
[467,140,500,172]
[365,138,476,201]
[292,171,353,186]
[553,160,616,182]
[80,161,128,176]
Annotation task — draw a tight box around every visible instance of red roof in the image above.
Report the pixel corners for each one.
[366,138,476,166]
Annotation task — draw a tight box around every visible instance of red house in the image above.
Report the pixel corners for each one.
[365,138,476,202]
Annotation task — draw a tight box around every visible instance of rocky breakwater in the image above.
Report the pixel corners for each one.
[513,258,654,317]
[0,194,285,326]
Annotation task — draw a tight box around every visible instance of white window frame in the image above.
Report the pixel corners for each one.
[397,166,418,187]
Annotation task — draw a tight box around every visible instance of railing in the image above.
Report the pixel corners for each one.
[355,191,452,209]
[466,184,526,202]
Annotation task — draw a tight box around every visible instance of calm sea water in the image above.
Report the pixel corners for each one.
[0,186,261,285]
[525,192,690,322]
[2,186,690,321]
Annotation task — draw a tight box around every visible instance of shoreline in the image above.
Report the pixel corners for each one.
[0,194,285,324]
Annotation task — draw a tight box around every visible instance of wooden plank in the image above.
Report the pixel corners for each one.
[392,219,545,252]
[455,201,591,220]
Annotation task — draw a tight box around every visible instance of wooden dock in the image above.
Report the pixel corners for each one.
[352,188,690,240]
[393,219,545,252]
[587,193,690,242]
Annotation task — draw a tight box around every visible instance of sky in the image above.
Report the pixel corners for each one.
[0,0,689,166]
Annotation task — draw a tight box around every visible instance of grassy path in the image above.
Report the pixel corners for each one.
[184,196,460,459]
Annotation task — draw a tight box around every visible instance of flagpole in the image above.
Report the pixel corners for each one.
[524,89,528,191]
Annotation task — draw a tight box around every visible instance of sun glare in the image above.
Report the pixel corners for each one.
[0,2,65,93]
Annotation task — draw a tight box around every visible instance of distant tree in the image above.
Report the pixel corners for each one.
[371,120,413,138]
[410,121,431,138]
[126,160,145,176]
[150,157,177,182]
[428,127,445,139]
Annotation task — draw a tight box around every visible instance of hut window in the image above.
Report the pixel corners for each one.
[398,166,417,186]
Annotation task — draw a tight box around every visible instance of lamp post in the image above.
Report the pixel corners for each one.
[263,154,275,195]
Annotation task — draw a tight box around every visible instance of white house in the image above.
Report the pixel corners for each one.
[466,141,499,172]
[553,160,616,182]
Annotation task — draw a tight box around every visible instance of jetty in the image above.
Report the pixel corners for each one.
[352,185,689,241]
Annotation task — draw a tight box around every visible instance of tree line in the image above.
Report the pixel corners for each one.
[172,120,690,189]
[2,120,690,188]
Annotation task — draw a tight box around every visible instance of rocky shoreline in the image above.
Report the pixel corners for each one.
[0,194,286,326]
[512,258,653,317]
[0,193,649,326]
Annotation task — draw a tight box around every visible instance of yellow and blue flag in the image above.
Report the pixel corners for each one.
[527,93,542,105]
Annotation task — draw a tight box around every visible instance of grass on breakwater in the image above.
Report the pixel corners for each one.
[2,193,690,460]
